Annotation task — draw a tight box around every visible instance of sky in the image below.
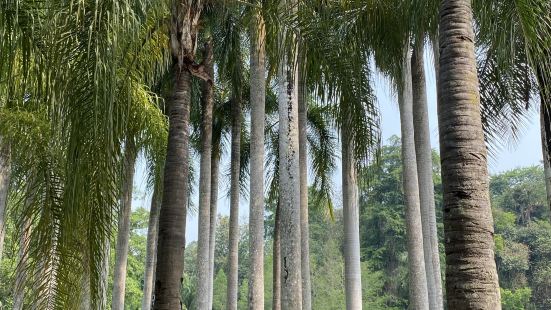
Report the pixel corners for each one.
[131,52,544,245]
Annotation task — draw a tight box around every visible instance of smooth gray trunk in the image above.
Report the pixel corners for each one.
[208,140,221,309]
[438,1,501,307]
[278,28,302,309]
[298,59,312,310]
[142,186,161,310]
[227,96,242,310]
[411,43,443,310]
[0,140,10,260]
[399,49,430,310]
[341,124,362,310]
[112,142,137,310]
[272,200,281,310]
[247,11,266,310]
[196,40,214,310]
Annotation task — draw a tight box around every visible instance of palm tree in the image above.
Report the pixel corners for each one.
[1,0,171,307]
[298,58,312,310]
[437,0,501,307]
[265,96,337,310]
[277,10,303,309]
[226,94,242,310]
[294,4,381,308]
[112,140,138,310]
[141,186,161,310]
[196,38,215,310]
[398,49,430,309]
[340,120,362,310]
[208,134,221,309]
[473,0,551,214]
[154,1,206,308]
[247,5,267,310]
[411,41,443,309]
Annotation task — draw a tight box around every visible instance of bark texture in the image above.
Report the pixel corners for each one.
[399,50,429,310]
[411,43,443,310]
[208,140,220,310]
[153,65,192,310]
[227,96,242,310]
[112,142,137,310]
[298,61,312,310]
[153,1,203,307]
[247,12,266,310]
[272,200,281,310]
[196,40,214,310]
[278,38,302,310]
[341,125,362,310]
[438,1,501,308]
[142,186,161,310]
[0,140,10,260]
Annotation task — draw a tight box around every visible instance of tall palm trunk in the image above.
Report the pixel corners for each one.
[438,0,501,307]
[272,199,281,310]
[298,60,312,310]
[0,140,10,260]
[278,30,302,310]
[153,64,192,309]
[142,185,161,310]
[227,97,242,310]
[341,123,361,310]
[154,1,203,307]
[247,10,266,310]
[208,138,221,309]
[399,49,429,309]
[411,43,443,310]
[112,141,137,310]
[196,39,214,310]
[540,99,551,217]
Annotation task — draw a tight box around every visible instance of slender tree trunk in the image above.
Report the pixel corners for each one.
[227,97,242,310]
[411,43,443,310]
[278,24,302,309]
[341,123,362,310]
[153,64,192,310]
[13,218,31,310]
[247,11,266,310]
[112,141,138,310]
[0,140,10,261]
[196,39,214,310]
[298,58,312,310]
[142,185,161,310]
[399,49,430,309]
[438,1,501,307]
[208,139,221,309]
[272,200,281,310]
[540,99,551,218]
